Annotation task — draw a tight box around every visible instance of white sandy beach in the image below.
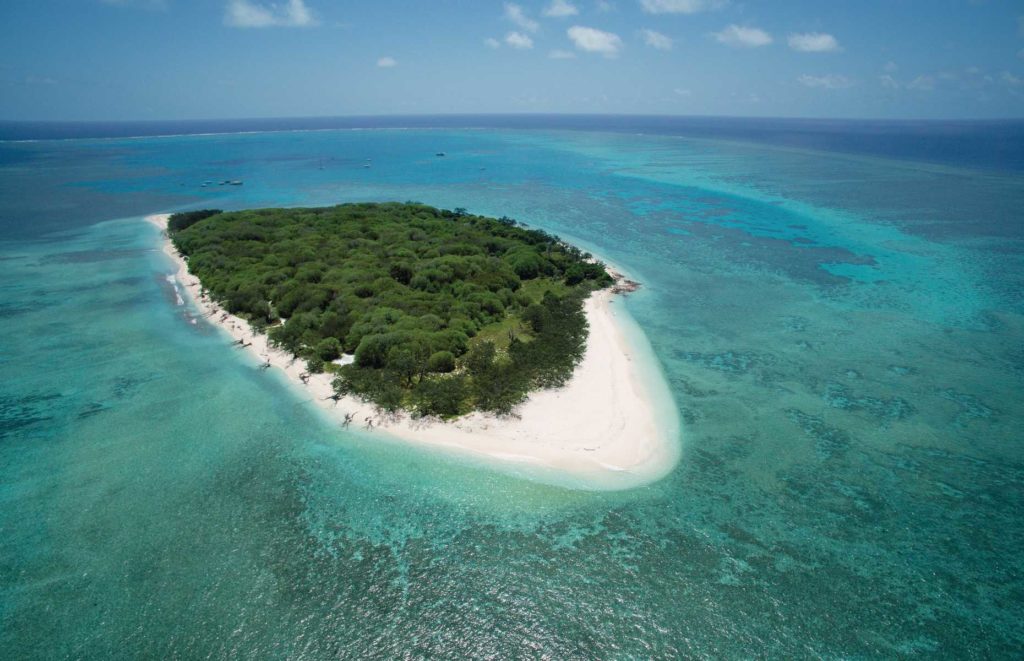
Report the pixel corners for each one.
[147,213,680,489]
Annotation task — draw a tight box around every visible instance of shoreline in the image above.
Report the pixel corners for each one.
[146,213,680,490]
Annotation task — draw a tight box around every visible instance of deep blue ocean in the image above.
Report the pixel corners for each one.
[1,116,1022,658]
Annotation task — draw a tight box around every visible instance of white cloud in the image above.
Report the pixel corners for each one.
[596,0,614,11]
[505,31,534,49]
[713,24,772,48]
[674,87,692,96]
[484,37,501,49]
[549,49,577,59]
[879,74,899,90]
[224,0,317,28]
[568,25,623,56]
[787,32,840,53]
[543,0,579,17]
[907,75,935,91]
[641,29,673,50]
[883,61,898,72]
[376,56,397,68]
[873,66,1024,95]
[504,3,539,32]
[640,0,724,14]
[797,73,853,89]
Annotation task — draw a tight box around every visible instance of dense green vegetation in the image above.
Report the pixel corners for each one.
[167,208,221,233]
[169,203,613,417]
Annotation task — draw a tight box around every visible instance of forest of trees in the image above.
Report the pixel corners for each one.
[169,203,613,417]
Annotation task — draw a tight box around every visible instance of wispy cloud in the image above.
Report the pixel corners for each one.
[568,25,623,56]
[376,56,397,68]
[549,49,577,59]
[788,32,840,53]
[674,87,692,96]
[543,0,579,17]
[504,3,539,32]
[224,0,317,28]
[879,74,900,90]
[907,75,935,91]
[1000,70,1022,88]
[639,0,724,14]
[884,61,898,72]
[882,66,1023,97]
[484,37,501,49]
[596,0,614,11]
[713,24,772,48]
[22,75,60,86]
[640,29,672,50]
[505,31,534,49]
[797,73,853,89]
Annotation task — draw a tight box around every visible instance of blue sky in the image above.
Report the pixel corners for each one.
[1,0,1022,120]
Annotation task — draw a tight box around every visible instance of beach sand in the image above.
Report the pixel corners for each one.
[147,213,680,490]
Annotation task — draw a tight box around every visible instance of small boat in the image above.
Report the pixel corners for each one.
[435,152,446,157]
[228,180,243,186]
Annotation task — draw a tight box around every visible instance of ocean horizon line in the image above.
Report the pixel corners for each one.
[4,113,1021,173]
[4,112,1024,139]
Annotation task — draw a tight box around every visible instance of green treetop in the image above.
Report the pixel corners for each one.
[169,203,614,418]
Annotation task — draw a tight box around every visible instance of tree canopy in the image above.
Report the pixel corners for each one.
[169,202,613,418]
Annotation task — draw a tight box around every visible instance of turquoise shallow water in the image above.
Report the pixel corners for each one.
[1,126,1022,657]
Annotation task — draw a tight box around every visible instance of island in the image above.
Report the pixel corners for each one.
[148,204,679,489]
